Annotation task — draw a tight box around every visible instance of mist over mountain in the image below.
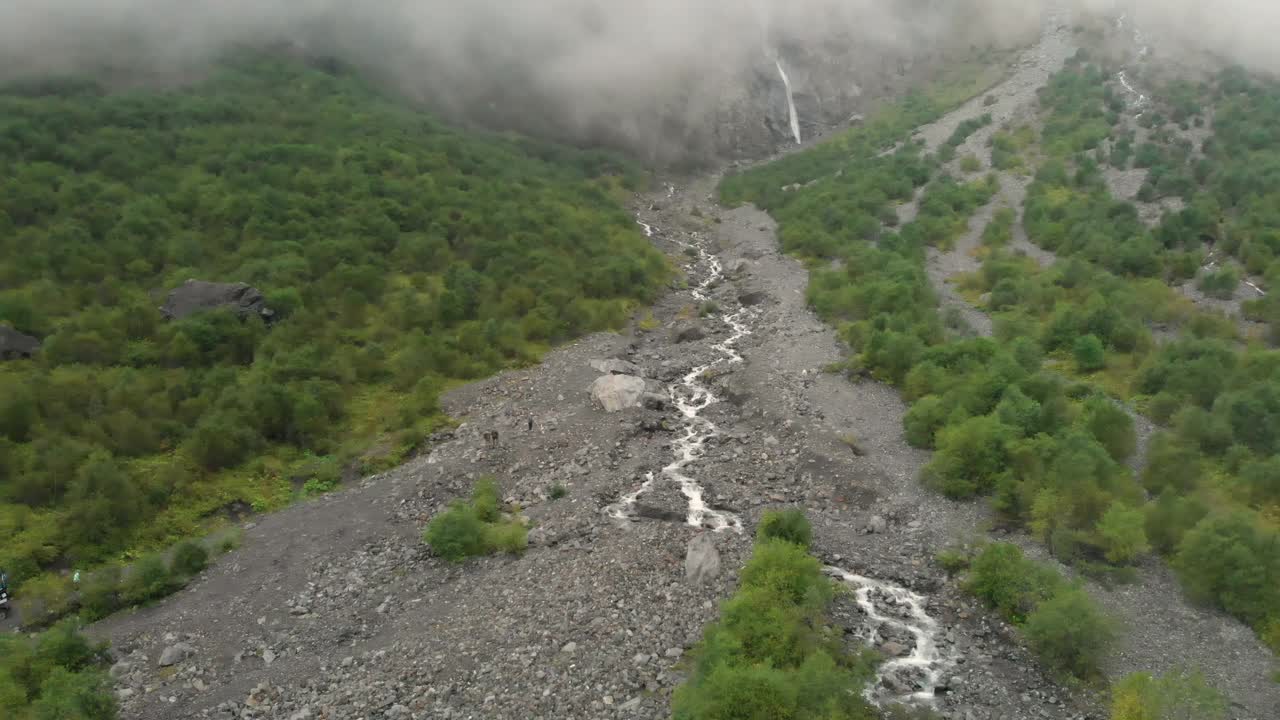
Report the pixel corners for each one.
[0,1,1044,163]
[1,1,1274,162]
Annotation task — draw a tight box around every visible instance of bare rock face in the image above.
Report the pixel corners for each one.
[590,374,648,413]
[0,325,40,360]
[161,280,273,322]
[684,533,721,585]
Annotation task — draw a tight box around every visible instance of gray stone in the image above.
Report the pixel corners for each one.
[866,516,888,534]
[160,280,273,322]
[109,661,132,680]
[737,287,768,306]
[671,322,705,343]
[879,641,908,657]
[158,643,194,667]
[590,374,648,413]
[0,325,40,360]
[561,642,577,654]
[685,533,722,585]
[590,358,643,376]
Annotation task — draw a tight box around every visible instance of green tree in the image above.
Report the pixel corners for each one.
[1095,503,1151,564]
[1073,334,1106,373]
[1081,396,1136,463]
[1024,586,1114,679]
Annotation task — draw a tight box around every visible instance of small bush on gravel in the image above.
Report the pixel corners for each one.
[549,484,568,500]
[965,543,1063,624]
[673,522,879,720]
[122,554,180,606]
[1023,586,1114,679]
[170,540,210,578]
[964,543,1115,680]
[424,479,527,563]
[1110,668,1226,720]
[756,509,813,549]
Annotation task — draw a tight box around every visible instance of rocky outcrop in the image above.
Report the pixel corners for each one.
[0,325,40,360]
[161,280,273,322]
[590,374,648,413]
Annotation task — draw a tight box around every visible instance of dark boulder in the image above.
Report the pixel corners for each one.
[161,280,273,322]
[0,326,40,360]
[671,321,706,343]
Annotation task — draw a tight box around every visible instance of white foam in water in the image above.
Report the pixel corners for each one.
[606,225,751,533]
[826,566,952,707]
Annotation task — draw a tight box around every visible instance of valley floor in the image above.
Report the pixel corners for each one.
[91,12,1278,720]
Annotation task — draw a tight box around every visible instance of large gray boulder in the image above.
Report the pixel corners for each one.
[161,280,273,322]
[0,326,40,360]
[590,374,648,413]
[684,533,721,584]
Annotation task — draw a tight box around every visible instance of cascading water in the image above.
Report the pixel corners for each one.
[826,567,952,707]
[607,220,751,532]
[774,58,802,145]
[1114,13,1150,112]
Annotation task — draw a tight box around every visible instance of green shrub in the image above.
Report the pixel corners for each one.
[1024,586,1114,679]
[0,621,116,719]
[673,514,879,720]
[122,554,178,606]
[424,503,488,563]
[548,484,568,500]
[1110,669,1227,720]
[483,522,528,555]
[964,543,1063,623]
[1073,334,1106,373]
[935,549,971,576]
[79,567,123,622]
[170,540,209,578]
[756,509,813,549]
[470,478,501,523]
[423,479,526,562]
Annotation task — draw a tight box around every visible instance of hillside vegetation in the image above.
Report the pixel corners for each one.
[0,56,667,587]
[721,49,1280,657]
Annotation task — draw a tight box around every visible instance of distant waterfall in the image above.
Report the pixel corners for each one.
[774,59,802,145]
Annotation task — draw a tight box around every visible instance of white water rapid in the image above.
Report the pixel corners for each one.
[775,59,802,145]
[826,566,951,707]
[607,221,751,532]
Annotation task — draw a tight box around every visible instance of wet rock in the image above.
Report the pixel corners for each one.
[879,641,908,657]
[684,533,721,584]
[590,375,648,412]
[0,325,40,360]
[161,280,273,322]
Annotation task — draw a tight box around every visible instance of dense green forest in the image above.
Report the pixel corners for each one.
[721,50,1280,654]
[0,56,668,589]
